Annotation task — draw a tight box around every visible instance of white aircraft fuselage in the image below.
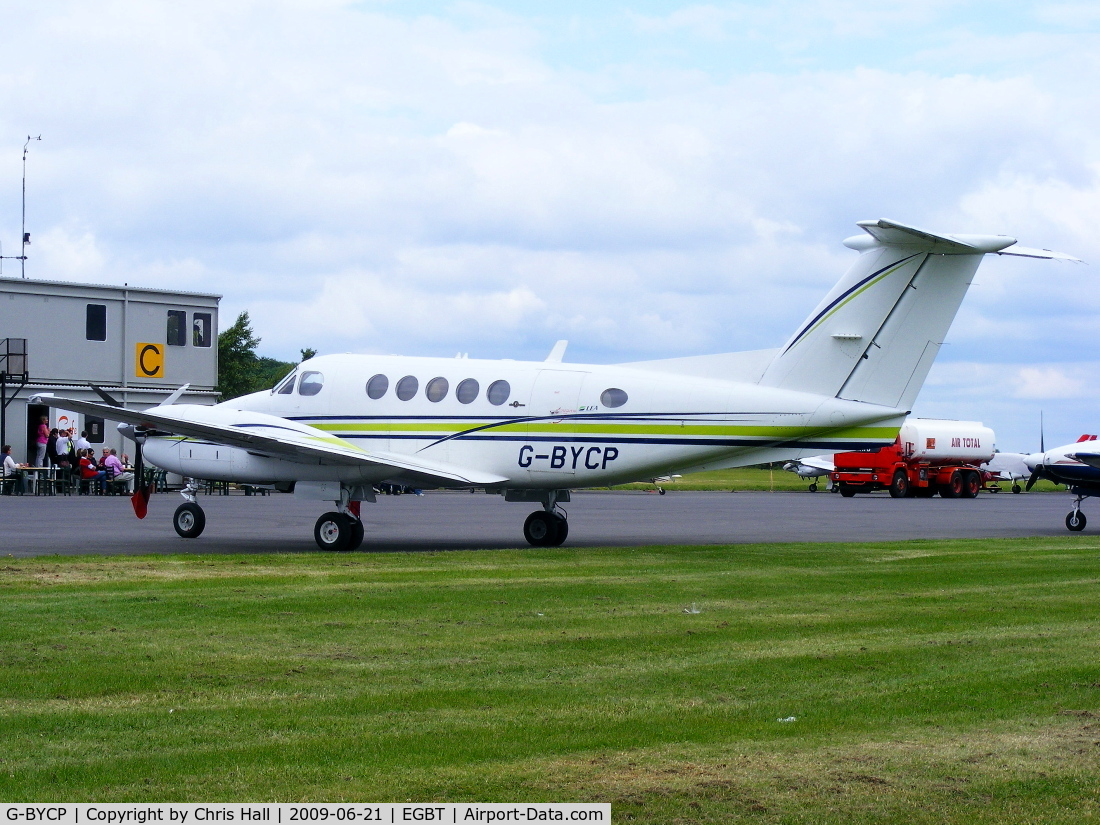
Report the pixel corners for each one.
[142,354,904,489]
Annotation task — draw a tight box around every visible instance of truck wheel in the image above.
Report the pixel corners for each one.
[889,470,910,498]
[940,471,963,499]
[962,470,981,498]
[839,484,856,498]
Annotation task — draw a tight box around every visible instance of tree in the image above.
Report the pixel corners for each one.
[216,311,296,400]
[300,347,317,362]
[217,311,262,401]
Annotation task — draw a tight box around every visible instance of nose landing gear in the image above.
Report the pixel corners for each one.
[1066,493,1088,532]
[173,479,206,539]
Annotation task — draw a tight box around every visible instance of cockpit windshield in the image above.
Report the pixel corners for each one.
[273,370,296,394]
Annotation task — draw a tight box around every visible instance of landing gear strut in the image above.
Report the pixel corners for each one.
[1066,493,1088,532]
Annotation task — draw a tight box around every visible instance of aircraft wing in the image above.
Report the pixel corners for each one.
[28,393,509,486]
[800,454,835,473]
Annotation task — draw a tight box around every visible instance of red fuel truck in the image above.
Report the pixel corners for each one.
[831,418,996,498]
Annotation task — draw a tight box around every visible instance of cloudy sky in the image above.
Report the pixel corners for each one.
[1,0,1097,450]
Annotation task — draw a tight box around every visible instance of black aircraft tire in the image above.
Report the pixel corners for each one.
[345,516,365,550]
[808,482,818,492]
[1012,483,1022,494]
[173,502,206,539]
[1067,511,1087,532]
[315,511,351,551]
[549,514,569,546]
[524,511,555,546]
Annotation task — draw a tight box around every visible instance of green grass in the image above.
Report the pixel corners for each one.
[614,466,1066,492]
[2,539,1100,821]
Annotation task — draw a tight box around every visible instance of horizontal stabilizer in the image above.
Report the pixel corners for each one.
[849,218,1018,254]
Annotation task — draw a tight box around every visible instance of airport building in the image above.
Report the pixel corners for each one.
[0,277,220,463]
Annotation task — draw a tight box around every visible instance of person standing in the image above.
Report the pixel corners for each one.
[35,417,48,466]
[54,429,74,469]
[46,428,60,466]
[74,430,92,453]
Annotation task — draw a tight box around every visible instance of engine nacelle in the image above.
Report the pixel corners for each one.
[141,436,390,485]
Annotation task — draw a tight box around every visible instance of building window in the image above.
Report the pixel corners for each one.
[426,377,449,403]
[456,378,479,404]
[193,313,212,347]
[85,416,105,444]
[167,310,186,346]
[487,380,511,406]
[86,304,107,341]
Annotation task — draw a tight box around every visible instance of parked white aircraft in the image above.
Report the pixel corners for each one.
[31,219,1075,549]
[982,451,1031,493]
[782,455,835,491]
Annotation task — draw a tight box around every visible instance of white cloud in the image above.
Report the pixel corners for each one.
[0,1,1097,441]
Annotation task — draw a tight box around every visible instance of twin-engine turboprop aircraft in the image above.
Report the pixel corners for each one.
[1023,434,1100,531]
[31,219,1076,549]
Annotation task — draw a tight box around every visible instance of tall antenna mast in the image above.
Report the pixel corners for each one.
[21,134,41,278]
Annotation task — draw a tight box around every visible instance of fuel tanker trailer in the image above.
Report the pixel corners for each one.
[831,418,996,498]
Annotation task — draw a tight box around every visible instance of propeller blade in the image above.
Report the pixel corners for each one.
[129,431,153,520]
[1025,467,1042,492]
[1040,410,1045,454]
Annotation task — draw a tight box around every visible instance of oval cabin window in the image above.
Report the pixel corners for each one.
[396,375,419,401]
[487,380,511,406]
[366,374,389,399]
[456,378,479,404]
[298,372,324,396]
[426,377,449,403]
[600,388,628,408]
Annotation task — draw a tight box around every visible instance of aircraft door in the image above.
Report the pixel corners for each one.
[524,370,587,477]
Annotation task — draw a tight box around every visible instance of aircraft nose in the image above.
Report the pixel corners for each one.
[1023,453,1044,471]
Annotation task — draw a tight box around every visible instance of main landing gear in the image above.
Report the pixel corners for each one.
[314,511,365,551]
[1066,492,1089,532]
[523,509,568,546]
[507,489,571,547]
[314,495,366,551]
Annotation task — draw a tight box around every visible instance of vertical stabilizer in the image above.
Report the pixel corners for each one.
[759,219,1018,410]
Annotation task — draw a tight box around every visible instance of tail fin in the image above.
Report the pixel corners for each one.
[759,219,1021,409]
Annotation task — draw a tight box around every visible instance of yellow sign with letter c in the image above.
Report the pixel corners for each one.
[135,342,164,378]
